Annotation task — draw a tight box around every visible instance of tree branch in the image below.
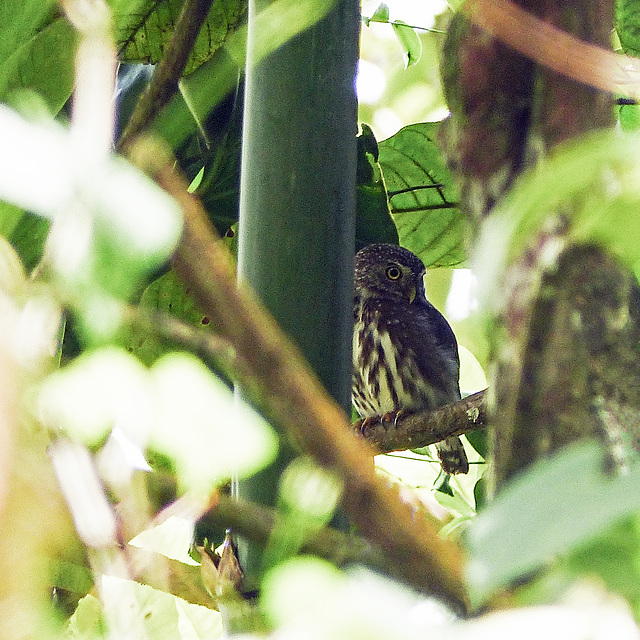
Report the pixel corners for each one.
[360,390,487,454]
[130,139,469,615]
[199,494,387,574]
[117,0,216,150]
[463,0,640,100]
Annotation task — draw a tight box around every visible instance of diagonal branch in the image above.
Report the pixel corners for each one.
[463,0,640,100]
[117,0,216,150]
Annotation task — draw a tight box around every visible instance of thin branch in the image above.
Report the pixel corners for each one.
[117,0,216,150]
[360,390,488,455]
[129,139,469,615]
[120,303,240,371]
[200,494,387,574]
[363,17,445,34]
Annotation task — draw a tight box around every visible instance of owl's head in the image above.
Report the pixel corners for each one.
[354,243,426,304]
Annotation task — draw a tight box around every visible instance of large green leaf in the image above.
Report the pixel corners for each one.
[466,441,640,606]
[0,0,57,67]
[0,2,75,112]
[122,269,209,364]
[152,0,337,149]
[378,122,466,268]
[115,0,247,75]
[355,124,398,248]
[1,18,77,113]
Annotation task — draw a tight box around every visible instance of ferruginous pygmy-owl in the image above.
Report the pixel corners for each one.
[352,243,469,475]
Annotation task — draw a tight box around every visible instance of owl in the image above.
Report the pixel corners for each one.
[352,243,469,474]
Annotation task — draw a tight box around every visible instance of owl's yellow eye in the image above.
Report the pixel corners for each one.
[386,266,402,280]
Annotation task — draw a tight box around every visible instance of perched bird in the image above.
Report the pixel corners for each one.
[352,243,469,475]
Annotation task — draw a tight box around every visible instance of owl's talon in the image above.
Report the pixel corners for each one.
[380,411,397,424]
[354,416,375,435]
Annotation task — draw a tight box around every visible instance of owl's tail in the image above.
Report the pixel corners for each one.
[436,436,469,475]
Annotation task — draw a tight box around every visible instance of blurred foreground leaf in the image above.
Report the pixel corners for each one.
[466,441,640,606]
[40,348,278,493]
[475,130,640,311]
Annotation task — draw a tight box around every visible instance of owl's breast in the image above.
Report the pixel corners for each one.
[352,304,438,418]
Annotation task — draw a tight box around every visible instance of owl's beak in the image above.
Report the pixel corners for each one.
[408,285,416,303]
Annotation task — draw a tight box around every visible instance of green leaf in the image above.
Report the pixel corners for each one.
[475,129,640,312]
[0,234,26,295]
[378,122,466,267]
[123,269,209,365]
[7,211,51,271]
[466,441,640,606]
[114,0,247,75]
[153,0,337,149]
[465,429,487,459]
[129,516,200,565]
[355,124,398,247]
[391,20,422,68]
[0,0,58,96]
[0,202,27,238]
[1,18,77,113]
[618,102,640,132]
[368,3,390,24]
[616,0,640,56]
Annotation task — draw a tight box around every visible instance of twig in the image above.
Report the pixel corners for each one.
[129,138,469,615]
[120,303,240,371]
[360,390,488,454]
[363,17,445,34]
[463,0,640,100]
[117,0,216,150]
[200,494,387,574]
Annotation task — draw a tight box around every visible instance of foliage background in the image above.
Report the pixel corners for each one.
[2,0,640,638]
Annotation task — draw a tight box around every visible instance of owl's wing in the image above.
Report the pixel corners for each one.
[410,299,461,404]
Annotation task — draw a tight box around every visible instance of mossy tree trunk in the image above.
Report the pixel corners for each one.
[442,0,640,491]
